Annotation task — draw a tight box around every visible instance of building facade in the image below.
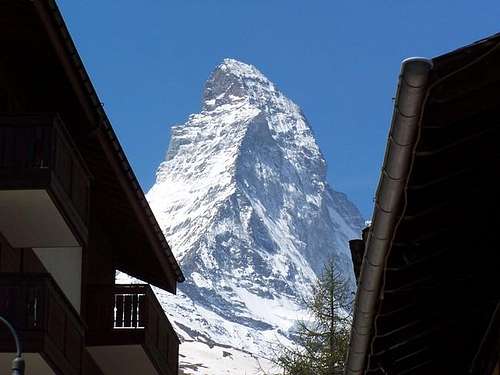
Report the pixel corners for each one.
[0,1,184,374]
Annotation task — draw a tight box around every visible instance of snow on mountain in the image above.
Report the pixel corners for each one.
[125,58,364,374]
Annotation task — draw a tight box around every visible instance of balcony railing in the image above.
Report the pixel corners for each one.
[87,284,179,375]
[0,113,91,243]
[0,273,85,375]
[114,291,146,329]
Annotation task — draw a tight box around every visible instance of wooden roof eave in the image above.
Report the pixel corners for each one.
[30,0,185,290]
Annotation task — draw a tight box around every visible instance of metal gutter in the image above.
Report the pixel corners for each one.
[344,57,433,374]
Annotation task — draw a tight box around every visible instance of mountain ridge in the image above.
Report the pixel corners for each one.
[141,58,364,374]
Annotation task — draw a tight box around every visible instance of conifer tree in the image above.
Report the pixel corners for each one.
[271,259,352,375]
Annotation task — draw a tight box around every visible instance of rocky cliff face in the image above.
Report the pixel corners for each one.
[142,59,363,374]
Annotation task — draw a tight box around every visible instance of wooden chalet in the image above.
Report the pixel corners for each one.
[346,33,500,374]
[0,0,184,374]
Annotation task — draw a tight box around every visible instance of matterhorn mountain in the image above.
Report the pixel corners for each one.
[121,58,364,374]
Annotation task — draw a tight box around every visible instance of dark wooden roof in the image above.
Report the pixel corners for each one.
[0,0,184,292]
[347,33,500,374]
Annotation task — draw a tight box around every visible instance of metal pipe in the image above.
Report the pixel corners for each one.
[0,315,25,375]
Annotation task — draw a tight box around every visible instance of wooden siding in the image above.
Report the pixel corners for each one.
[0,233,46,273]
[82,348,105,375]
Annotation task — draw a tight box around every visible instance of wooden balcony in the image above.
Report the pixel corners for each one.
[0,273,87,375]
[0,113,90,247]
[86,284,179,375]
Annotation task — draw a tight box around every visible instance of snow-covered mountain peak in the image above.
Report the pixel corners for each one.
[203,58,279,111]
[218,58,269,81]
[144,59,364,374]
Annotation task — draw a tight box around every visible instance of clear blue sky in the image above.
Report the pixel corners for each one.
[58,0,499,218]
